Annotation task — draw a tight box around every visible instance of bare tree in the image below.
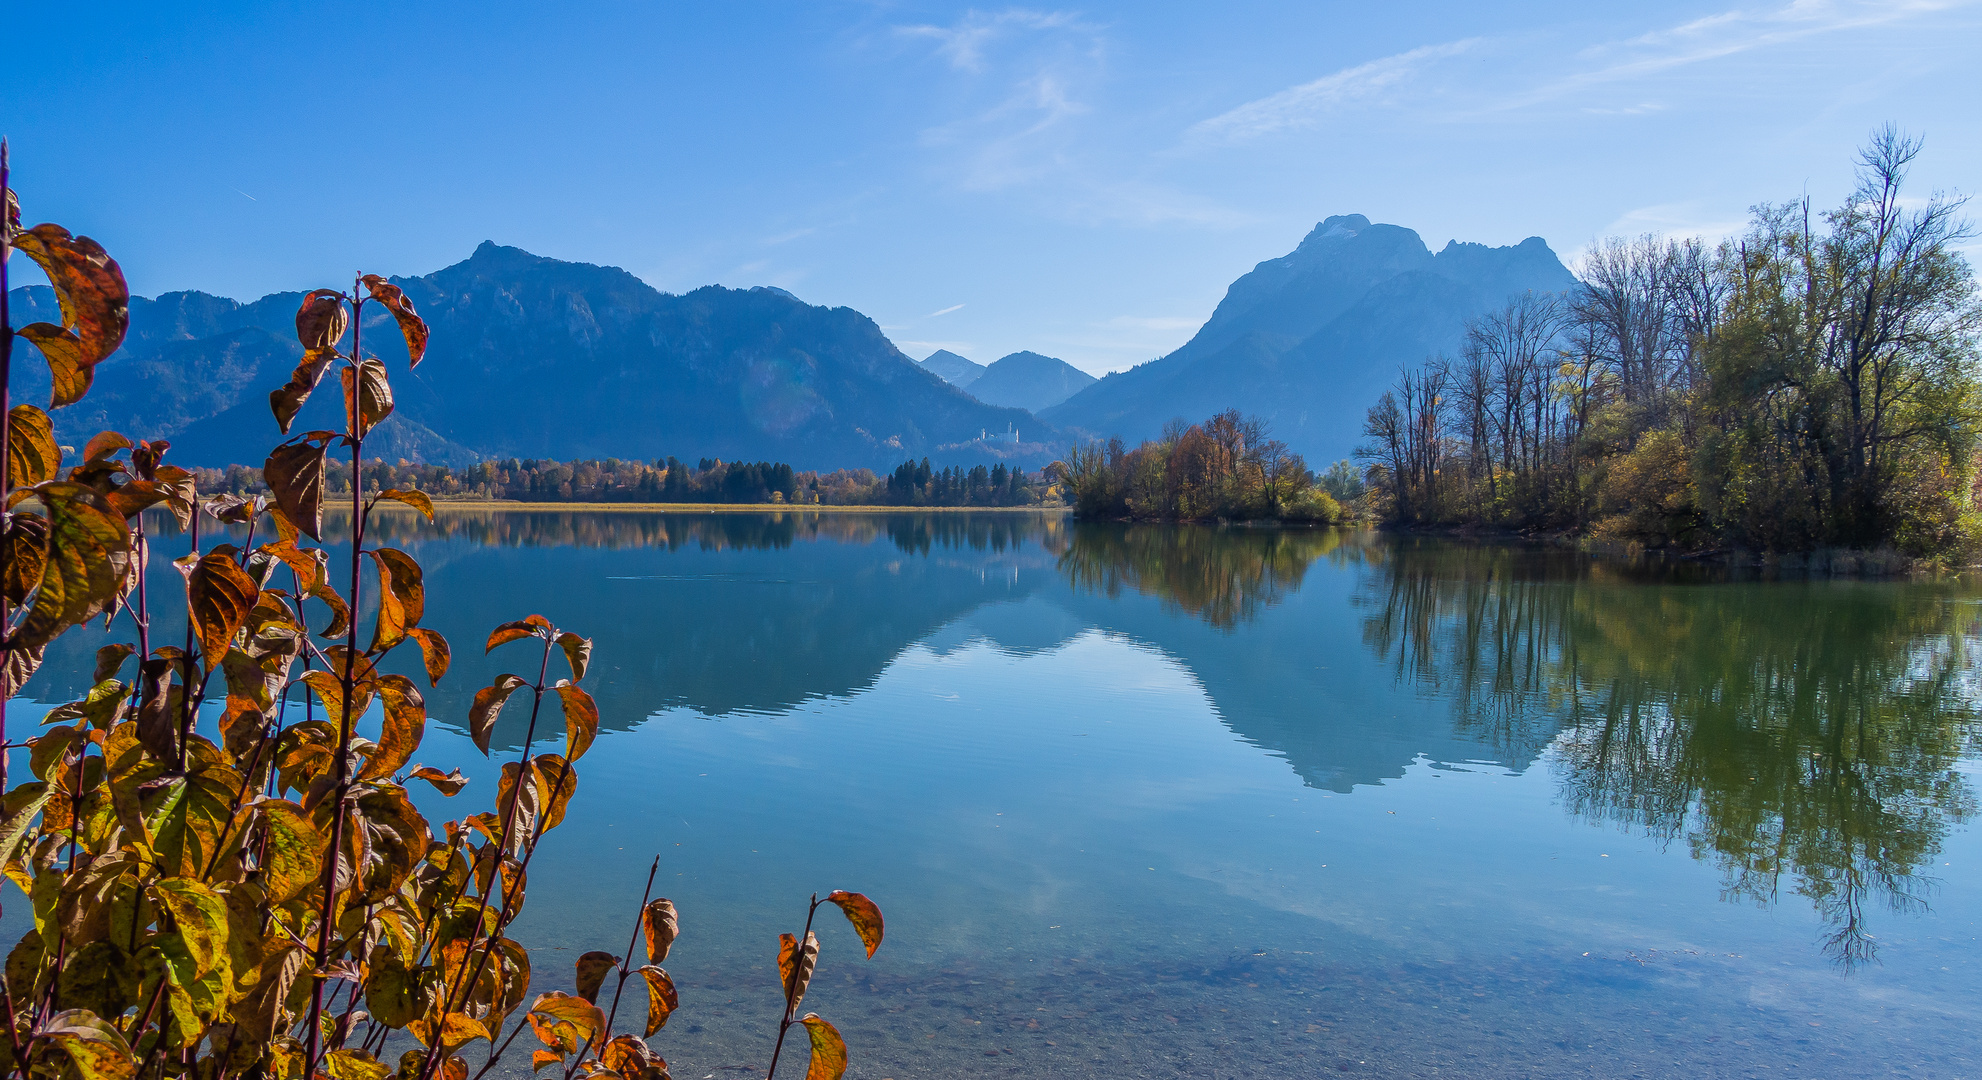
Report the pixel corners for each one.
[1467,292,1569,482]
[1574,235,1689,429]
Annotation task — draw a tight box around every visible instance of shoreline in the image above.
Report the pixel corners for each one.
[350,500,1071,513]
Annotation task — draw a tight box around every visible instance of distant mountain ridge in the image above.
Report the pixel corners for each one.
[8,218,1581,472]
[965,351,1097,413]
[6,243,1059,470]
[1044,214,1579,463]
[920,349,987,387]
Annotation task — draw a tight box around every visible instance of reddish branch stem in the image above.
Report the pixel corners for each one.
[1,139,13,801]
[304,286,367,1077]
[763,895,820,1080]
[602,856,661,1037]
[563,856,661,1080]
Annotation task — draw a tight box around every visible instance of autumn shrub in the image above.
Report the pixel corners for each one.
[1051,410,1324,522]
[1589,428,1696,546]
[0,151,880,1080]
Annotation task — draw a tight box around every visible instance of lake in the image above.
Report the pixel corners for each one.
[16,510,1982,1079]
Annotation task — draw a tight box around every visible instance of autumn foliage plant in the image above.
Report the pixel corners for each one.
[0,150,882,1080]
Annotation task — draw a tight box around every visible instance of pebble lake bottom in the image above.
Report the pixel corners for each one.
[14,512,1982,1079]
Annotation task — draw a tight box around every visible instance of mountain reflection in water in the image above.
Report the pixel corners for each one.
[20,510,1981,969]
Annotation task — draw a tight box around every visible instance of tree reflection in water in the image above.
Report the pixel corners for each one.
[1057,523,1342,630]
[342,506,1058,554]
[1354,539,1982,967]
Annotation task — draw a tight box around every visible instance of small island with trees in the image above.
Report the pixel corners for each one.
[1050,409,1348,524]
[1358,129,1979,564]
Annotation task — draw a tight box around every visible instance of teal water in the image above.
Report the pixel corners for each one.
[18,512,1982,1078]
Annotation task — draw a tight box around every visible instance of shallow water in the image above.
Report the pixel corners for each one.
[18,512,1982,1078]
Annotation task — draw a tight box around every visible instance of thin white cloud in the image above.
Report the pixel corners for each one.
[895,9,1094,74]
[1187,40,1478,144]
[1596,202,1751,243]
[1580,102,1667,116]
[761,227,816,246]
[925,303,966,318]
[1491,0,1972,111]
[1182,1,1974,140]
[1558,202,1754,267]
[895,7,1248,229]
[917,64,1094,192]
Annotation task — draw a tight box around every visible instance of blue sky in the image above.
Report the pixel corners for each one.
[5,1,1977,374]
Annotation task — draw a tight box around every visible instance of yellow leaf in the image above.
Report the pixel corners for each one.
[360,675,427,781]
[528,991,603,1047]
[410,1012,490,1051]
[8,405,59,488]
[409,627,451,687]
[16,483,131,647]
[554,684,598,762]
[148,878,230,972]
[188,551,259,663]
[256,800,322,903]
[800,1014,847,1080]
[408,766,469,796]
[638,966,677,1036]
[32,1009,137,1080]
[377,488,435,519]
[325,1049,390,1080]
[824,891,885,958]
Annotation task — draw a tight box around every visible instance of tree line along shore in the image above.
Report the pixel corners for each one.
[190,454,1060,509]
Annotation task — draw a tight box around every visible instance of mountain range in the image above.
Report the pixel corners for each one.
[7,214,1578,472]
[1043,214,1578,464]
[6,243,1054,471]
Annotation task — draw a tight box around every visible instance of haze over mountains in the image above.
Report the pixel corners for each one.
[7,214,1577,472]
[1043,214,1578,465]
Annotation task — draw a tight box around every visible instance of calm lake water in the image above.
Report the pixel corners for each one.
[17,511,1982,1079]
